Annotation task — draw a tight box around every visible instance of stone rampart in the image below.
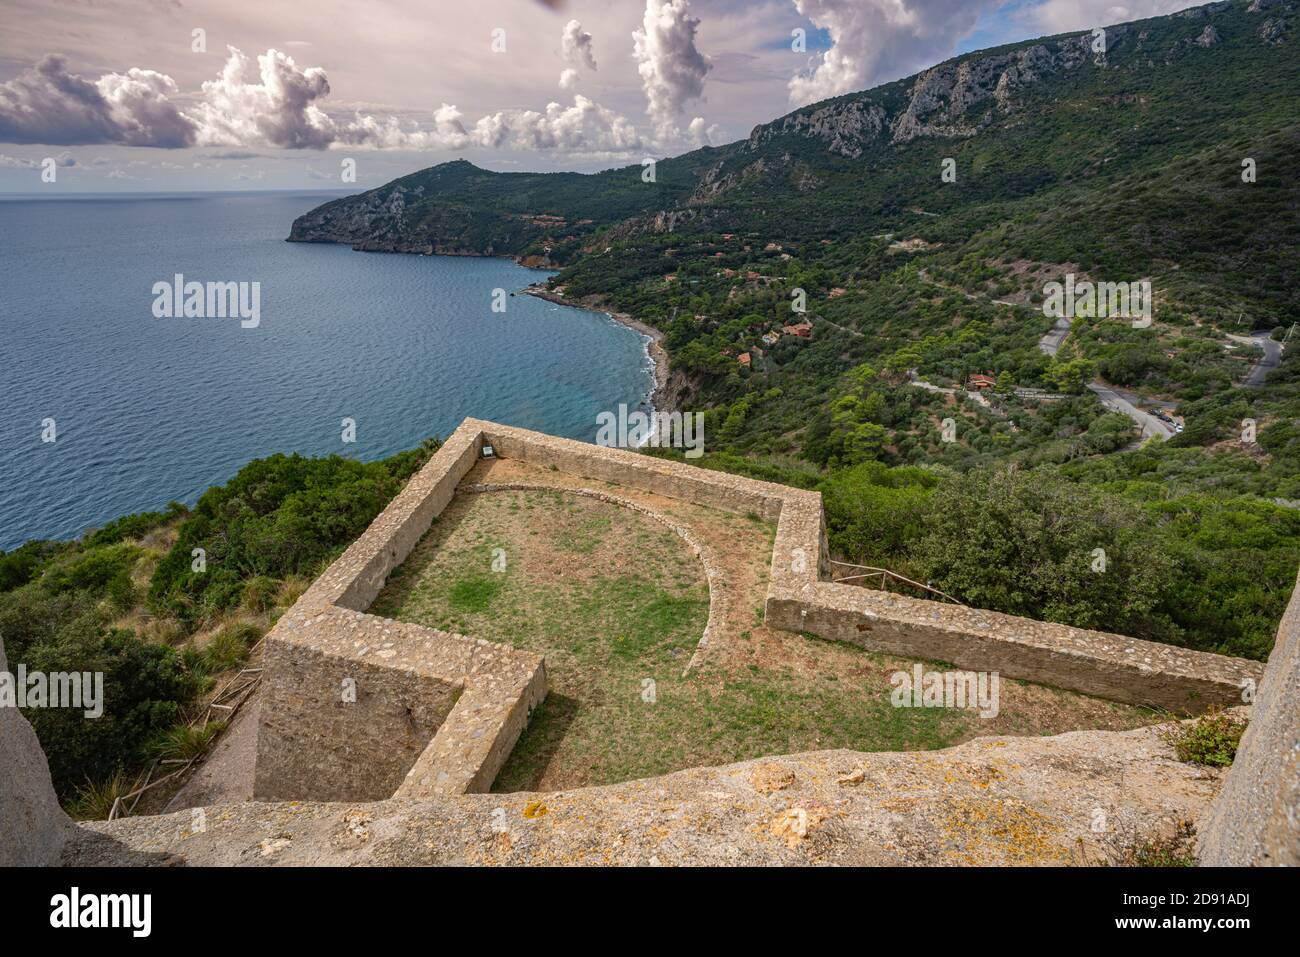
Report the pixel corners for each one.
[1198,568,1300,864]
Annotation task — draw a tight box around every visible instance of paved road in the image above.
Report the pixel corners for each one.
[1038,316,1072,356]
[1087,383,1175,440]
[1228,331,1284,388]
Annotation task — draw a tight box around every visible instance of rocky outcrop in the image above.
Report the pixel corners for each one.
[890,27,1140,144]
[749,27,1137,155]
[1180,1,1232,17]
[1194,25,1223,46]
[288,184,417,246]
[1258,17,1291,42]
[1199,570,1300,865]
[892,44,1053,144]
[0,637,75,866]
[748,99,888,159]
[67,720,1228,866]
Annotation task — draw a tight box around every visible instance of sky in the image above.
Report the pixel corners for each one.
[0,0,1202,193]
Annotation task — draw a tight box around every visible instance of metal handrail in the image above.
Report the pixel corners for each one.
[828,559,964,605]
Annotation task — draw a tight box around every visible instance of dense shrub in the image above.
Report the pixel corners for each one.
[820,461,938,568]
[21,621,196,796]
[906,468,1181,641]
[148,446,435,623]
[1164,709,1247,767]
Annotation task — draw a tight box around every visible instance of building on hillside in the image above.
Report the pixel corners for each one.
[968,373,997,390]
[762,331,781,346]
[737,352,751,367]
[783,320,814,338]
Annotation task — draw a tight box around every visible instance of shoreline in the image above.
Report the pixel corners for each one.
[522,285,672,415]
[285,237,674,413]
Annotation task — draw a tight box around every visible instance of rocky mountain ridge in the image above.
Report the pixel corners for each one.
[287,1,1292,256]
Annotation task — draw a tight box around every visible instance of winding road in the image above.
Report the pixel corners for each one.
[1086,383,1175,441]
[1228,331,1284,389]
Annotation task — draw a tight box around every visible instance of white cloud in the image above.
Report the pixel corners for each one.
[0,46,642,156]
[787,0,1000,107]
[561,19,599,71]
[1024,0,1200,32]
[471,95,642,154]
[0,150,76,168]
[633,0,712,140]
[335,102,470,150]
[688,116,721,147]
[0,55,197,147]
[559,68,579,90]
[191,47,335,149]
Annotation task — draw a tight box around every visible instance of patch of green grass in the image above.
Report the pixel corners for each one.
[148,720,227,762]
[448,573,504,613]
[201,622,262,674]
[554,515,613,554]
[68,771,141,821]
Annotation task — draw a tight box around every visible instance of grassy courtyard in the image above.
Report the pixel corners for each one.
[370,480,1157,792]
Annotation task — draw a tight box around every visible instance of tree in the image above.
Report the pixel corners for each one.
[908,468,1179,640]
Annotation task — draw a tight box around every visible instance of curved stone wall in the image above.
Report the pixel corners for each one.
[459,482,722,675]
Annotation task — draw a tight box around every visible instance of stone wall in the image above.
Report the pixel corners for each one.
[1198,568,1300,865]
[766,583,1261,713]
[0,636,74,866]
[253,417,1270,807]
[478,419,788,522]
[252,428,545,800]
[474,418,1262,713]
[253,633,462,802]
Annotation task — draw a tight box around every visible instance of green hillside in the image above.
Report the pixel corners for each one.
[283,1,1300,660]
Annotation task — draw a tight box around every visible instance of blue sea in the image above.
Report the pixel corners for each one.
[0,191,655,551]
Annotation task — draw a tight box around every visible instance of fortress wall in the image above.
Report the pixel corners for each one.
[474,419,788,521]
[331,427,482,612]
[760,460,1262,714]
[251,417,1274,812]
[767,582,1261,713]
[253,636,462,802]
[1199,568,1300,865]
[770,492,831,587]
[473,419,1262,713]
[398,661,547,797]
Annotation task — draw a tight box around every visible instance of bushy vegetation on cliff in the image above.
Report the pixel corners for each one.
[149,444,433,624]
[816,462,1299,659]
[0,443,438,808]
